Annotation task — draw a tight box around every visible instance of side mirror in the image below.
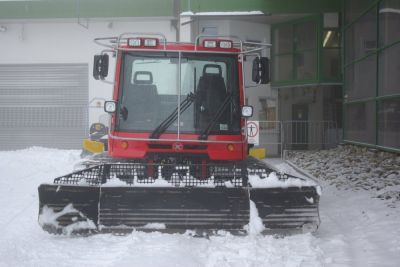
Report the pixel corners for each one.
[93,54,109,80]
[241,106,253,118]
[104,101,116,113]
[252,57,270,84]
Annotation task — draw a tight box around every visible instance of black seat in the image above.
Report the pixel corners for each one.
[196,64,228,129]
[123,71,159,127]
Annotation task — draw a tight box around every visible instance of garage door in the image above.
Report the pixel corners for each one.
[0,64,88,150]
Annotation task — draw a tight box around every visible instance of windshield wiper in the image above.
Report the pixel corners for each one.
[198,94,232,140]
[150,92,196,139]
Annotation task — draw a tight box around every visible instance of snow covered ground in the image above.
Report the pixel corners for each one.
[0,147,399,266]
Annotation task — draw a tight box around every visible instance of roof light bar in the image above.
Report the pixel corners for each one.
[219,40,233,49]
[127,37,159,48]
[144,38,158,47]
[203,40,217,48]
[128,38,141,47]
[203,39,233,49]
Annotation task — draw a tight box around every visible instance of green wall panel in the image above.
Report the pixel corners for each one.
[0,0,341,20]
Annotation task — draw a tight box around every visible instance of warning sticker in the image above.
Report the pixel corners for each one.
[247,121,259,146]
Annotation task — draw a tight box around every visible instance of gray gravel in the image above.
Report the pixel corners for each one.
[287,145,400,208]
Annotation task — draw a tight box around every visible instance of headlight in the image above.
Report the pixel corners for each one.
[104,101,116,113]
[144,38,158,47]
[241,106,253,117]
[203,40,217,48]
[128,38,141,47]
[219,40,233,49]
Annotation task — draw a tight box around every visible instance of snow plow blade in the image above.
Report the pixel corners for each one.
[39,185,250,234]
[38,159,320,235]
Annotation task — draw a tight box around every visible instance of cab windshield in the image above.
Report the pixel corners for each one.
[117,52,240,136]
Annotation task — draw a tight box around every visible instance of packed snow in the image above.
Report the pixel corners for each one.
[244,201,265,235]
[0,146,400,266]
[247,171,318,189]
[141,223,167,230]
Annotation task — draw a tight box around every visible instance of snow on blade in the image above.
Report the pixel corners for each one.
[38,203,75,228]
[305,197,314,204]
[131,172,216,188]
[141,223,167,230]
[103,174,130,187]
[63,220,97,236]
[38,204,96,235]
[131,177,172,187]
[244,200,265,235]
[248,171,317,188]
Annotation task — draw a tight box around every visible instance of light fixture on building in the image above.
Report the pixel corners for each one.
[0,26,7,32]
[323,31,332,47]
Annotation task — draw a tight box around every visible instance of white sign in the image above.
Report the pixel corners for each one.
[247,121,259,146]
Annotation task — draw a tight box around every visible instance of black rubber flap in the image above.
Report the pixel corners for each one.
[38,184,100,233]
[250,186,320,231]
[99,187,250,231]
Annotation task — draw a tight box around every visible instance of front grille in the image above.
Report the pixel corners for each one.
[54,162,249,187]
[147,144,207,150]
[183,144,207,150]
[148,144,171,149]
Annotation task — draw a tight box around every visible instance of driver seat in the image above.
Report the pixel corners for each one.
[124,71,159,126]
[196,64,228,129]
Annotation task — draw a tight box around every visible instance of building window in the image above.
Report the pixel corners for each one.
[379,43,400,96]
[272,17,318,84]
[259,98,276,129]
[272,15,341,85]
[345,101,376,144]
[345,54,377,101]
[322,30,341,80]
[378,98,400,148]
[273,55,293,81]
[259,98,267,119]
[344,0,400,152]
[273,24,293,55]
[379,0,400,47]
[345,8,377,64]
[345,0,377,24]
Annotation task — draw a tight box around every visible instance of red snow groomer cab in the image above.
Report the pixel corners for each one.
[38,33,320,235]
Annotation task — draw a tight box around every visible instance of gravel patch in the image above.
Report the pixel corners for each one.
[287,145,400,208]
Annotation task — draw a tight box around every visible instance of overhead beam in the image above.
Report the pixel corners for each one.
[181,0,342,14]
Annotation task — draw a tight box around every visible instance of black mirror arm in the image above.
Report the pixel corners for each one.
[120,106,128,121]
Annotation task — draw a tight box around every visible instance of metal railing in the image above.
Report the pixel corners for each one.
[257,120,339,158]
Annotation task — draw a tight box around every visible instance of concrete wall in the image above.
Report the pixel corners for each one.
[0,18,176,125]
